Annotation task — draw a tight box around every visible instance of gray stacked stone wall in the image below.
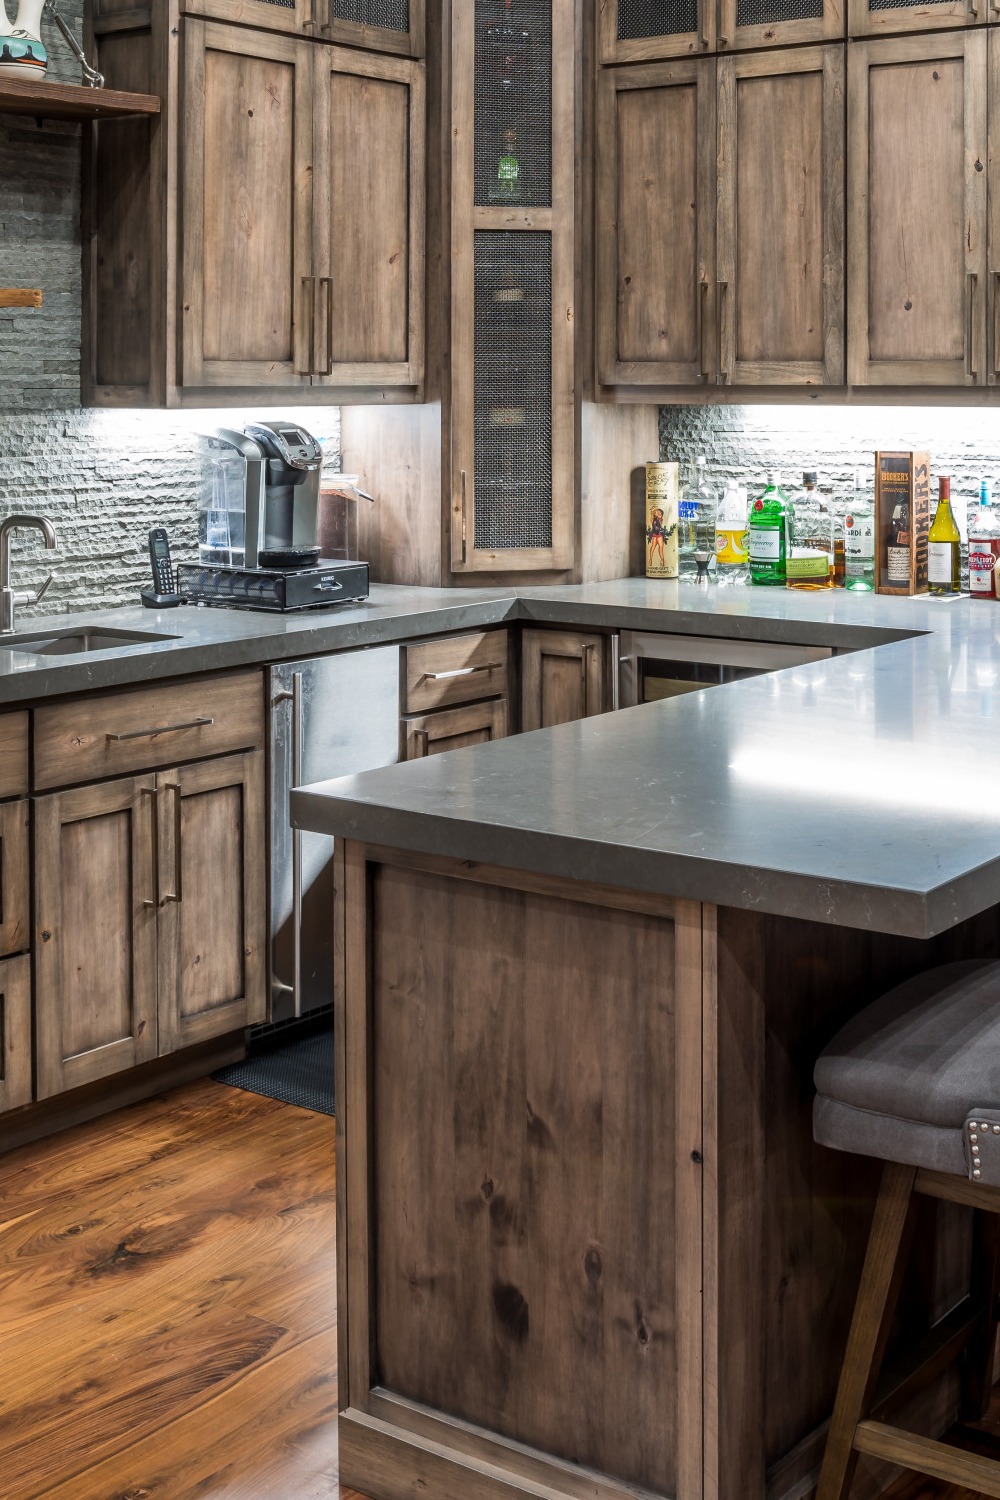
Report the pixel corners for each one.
[0,7,339,617]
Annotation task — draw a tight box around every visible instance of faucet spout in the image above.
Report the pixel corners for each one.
[0,514,58,634]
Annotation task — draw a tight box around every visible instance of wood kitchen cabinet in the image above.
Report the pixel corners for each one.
[597,46,844,392]
[717,45,845,385]
[181,0,424,56]
[0,799,29,960]
[848,0,985,40]
[86,10,424,405]
[520,628,608,731]
[400,629,511,758]
[403,701,510,758]
[847,32,987,387]
[598,0,842,63]
[0,955,31,1114]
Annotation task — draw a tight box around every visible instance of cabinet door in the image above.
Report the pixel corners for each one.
[0,955,31,1114]
[312,46,424,387]
[717,46,845,386]
[323,0,425,57]
[718,0,844,50]
[988,30,1000,383]
[596,59,716,389]
[847,34,986,387]
[521,628,607,731]
[156,752,267,1055]
[35,778,159,1100]
[848,0,984,40]
[0,800,28,959]
[598,0,715,61]
[181,21,314,391]
[402,700,509,758]
[180,0,314,40]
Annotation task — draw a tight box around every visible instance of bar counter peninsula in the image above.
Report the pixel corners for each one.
[292,586,1000,1500]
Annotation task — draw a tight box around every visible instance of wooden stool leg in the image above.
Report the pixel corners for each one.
[962,1208,1000,1420]
[816,1162,918,1500]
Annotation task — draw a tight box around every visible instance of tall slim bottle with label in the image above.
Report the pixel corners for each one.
[748,473,789,586]
[844,467,875,593]
[968,479,1000,600]
[928,476,962,596]
[716,479,749,586]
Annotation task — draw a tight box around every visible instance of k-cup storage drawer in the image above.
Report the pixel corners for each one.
[402,630,509,714]
[0,713,28,800]
[33,671,266,790]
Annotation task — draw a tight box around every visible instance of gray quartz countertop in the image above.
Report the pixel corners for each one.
[290,579,1000,940]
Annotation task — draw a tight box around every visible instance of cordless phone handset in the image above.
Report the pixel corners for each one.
[141,527,185,608]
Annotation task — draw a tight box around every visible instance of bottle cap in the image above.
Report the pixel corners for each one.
[803,471,818,485]
[981,479,991,504]
[939,475,951,500]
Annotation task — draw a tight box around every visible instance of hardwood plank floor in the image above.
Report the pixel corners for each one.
[0,1077,372,1500]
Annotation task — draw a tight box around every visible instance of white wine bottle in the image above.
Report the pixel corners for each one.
[927,476,961,596]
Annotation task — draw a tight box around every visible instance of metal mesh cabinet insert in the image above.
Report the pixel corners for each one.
[451,0,575,572]
[175,0,424,56]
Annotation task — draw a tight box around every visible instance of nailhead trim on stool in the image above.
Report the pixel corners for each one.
[965,1114,1000,1184]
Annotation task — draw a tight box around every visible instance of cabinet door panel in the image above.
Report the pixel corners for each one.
[848,34,986,385]
[35,778,158,1100]
[848,0,983,40]
[0,800,28,959]
[521,628,608,731]
[599,0,714,61]
[157,752,266,1054]
[718,46,844,386]
[313,47,424,385]
[403,700,509,759]
[0,955,31,1114]
[181,21,313,390]
[719,0,844,51]
[597,59,716,388]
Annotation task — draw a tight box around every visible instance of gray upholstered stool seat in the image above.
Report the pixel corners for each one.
[814,958,1000,1183]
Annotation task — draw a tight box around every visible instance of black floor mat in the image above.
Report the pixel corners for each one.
[213,1027,334,1115]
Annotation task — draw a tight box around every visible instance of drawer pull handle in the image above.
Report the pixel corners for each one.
[106,717,213,743]
[420,662,502,682]
[162,780,182,904]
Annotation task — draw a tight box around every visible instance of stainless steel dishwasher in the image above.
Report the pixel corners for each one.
[269,645,400,1022]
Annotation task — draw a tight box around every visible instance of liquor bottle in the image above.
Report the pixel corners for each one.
[844,467,875,593]
[497,127,520,198]
[786,470,834,591]
[928,476,962,595]
[678,455,709,581]
[968,479,1000,600]
[715,478,749,587]
[645,462,679,580]
[748,473,789,586]
[886,497,911,588]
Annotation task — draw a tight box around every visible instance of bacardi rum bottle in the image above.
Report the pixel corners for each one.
[844,467,875,593]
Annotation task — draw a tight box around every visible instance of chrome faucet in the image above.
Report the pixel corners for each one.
[0,514,57,634]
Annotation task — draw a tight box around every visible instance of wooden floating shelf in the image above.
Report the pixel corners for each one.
[0,289,42,308]
[0,76,159,121]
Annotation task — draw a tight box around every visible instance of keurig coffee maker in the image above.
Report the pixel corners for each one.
[178,421,369,612]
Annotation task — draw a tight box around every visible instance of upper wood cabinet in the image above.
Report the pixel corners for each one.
[86,10,425,405]
[597,45,844,392]
[719,0,843,50]
[848,0,985,40]
[717,45,845,385]
[596,58,717,387]
[598,0,714,62]
[847,32,987,387]
[180,0,425,55]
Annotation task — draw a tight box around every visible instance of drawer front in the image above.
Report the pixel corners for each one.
[0,713,28,800]
[34,671,265,791]
[403,700,509,759]
[402,630,508,714]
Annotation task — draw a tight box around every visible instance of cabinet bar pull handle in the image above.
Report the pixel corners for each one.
[420,662,502,682]
[993,271,1000,377]
[461,469,468,564]
[968,271,979,380]
[717,0,729,47]
[319,275,334,375]
[161,781,182,904]
[300,276,316,376]
[581,642,594,715]
[699,0,708,47]
[140,785,159,909]
[718,280,729,383]
[698,279,709,379]
[415,728,430,756]
[107,717,213,743]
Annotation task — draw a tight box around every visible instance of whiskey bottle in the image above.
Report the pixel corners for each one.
[928,476,962,595]
[748,473,789,586]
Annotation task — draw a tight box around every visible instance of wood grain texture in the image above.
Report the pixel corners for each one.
[402,699,509,758]
[718,45,845,386]
[0,799,29,959]
[847,33,987,387]
[340,403,444,586]
[0,1078,353,1500]
[579,403,659,583]
[721,0,843,52]
[0,954,31,1114]
[364,859,702,1495]
[156,750,267,1055]
[34,776,159,1100]
[847,0,981,40]
[0,75,158,118]
[0,288,41,308]
[0,712,28,799]
[402,629,509,713]
[597,0,712,63]
[33,669,265,790]
[520,627,608,730]
[596,59,716,388]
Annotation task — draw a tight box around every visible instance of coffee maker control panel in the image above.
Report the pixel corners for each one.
[246,422,322,474]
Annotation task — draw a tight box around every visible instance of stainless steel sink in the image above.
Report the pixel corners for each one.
[3,627,180,656]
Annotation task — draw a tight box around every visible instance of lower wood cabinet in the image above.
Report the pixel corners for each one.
[34,752,266,1100]
[0,955,32,1114]
[521,628,609,732]
[0,799,29,959]
[403,700,509,759]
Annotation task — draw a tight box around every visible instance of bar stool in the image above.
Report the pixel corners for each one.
[813,959,1000,1500]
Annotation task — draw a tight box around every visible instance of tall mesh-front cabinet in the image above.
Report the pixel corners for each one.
[449,0,576,573]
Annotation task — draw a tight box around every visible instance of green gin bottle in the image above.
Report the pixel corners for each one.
[748,473,789,586]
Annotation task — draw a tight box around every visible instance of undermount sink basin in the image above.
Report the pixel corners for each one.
[3,627,180,656]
